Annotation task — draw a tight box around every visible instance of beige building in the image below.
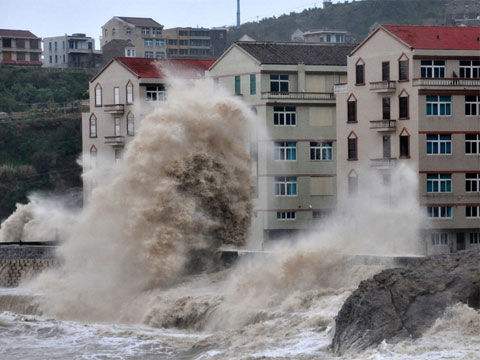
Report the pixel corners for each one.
[0,29,41,66]
[163,27,227,59]
[101,17,166,62]
[209,41,353,247]
[335,25,480,255]
[81,57,214,200]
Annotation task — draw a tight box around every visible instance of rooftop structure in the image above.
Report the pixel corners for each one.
[0,29,41,66]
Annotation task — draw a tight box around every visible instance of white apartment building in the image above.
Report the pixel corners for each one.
[209,41,353,247]
[335,25,480,255]
[43,34,100,69]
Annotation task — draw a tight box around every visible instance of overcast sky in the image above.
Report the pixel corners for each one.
[1,0,341,47]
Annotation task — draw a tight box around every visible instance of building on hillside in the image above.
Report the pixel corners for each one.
[42,34,102,69]
[163,27,228,59]
[291,29,355,44]
[335,24,480,255]
[0,29,41,66]
[81,57,214,200]
[208,41,353,247]
[101,17,166,63]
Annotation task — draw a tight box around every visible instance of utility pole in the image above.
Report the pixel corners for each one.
[237,0,241,28]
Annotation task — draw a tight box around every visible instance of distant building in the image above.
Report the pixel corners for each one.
[101,17,166,63]
[0,29,41,66]
[209,42,353,247]
[82,57,214,201]
[291,29,355,44]
[163,27,228,59]
[43,34,102,69]
[335,24,480,255]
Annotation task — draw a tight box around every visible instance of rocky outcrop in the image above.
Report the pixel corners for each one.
[332,251,480,355]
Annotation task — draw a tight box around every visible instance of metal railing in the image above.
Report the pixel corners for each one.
[104,135,125,146]
[369,81,397,91]
[412,78,480,87]
[261,92,335,101]
[370,158,398,168]
[334,83,348,94]
[370,119,397,131]
[103,104,125,113]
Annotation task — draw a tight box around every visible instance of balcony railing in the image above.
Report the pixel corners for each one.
[412,78,480,87]
[334,83,348,94]
[370,158,398,168]
[369,119,397,131]
[261,92,335,101]
[369,81,396,92]
[104,104,124,114]
[104,136,125,147]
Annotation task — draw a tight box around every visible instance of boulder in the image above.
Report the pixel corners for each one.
[332,251,480,355]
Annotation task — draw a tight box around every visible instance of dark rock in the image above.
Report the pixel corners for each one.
[332,251,480,355]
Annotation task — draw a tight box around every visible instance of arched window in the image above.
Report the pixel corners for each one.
[398,53,409,81]
[127,112,135,136]
[399,89,409,120]
[355,58,365,85]
[89,114,97,138]
[347,94,357,123]
[347,131,358,161]
[94,84,102,107]
[399,128,410,158]
[348,169,358,195]
[90,145,97,168]
[126,81,134,104]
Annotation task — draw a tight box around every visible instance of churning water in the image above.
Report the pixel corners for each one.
[1,77,479,359]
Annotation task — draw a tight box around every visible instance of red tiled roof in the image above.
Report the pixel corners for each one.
[115,57,215,79]
[0,29,39,39]
[383,24,480,51]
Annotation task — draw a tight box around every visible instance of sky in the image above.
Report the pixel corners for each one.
[0,0,341,47]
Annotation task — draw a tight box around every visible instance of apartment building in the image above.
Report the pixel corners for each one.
[291,29,355,44]
[209,41,353,247]
[82,57,214,200]
[163,27,227,59]
[43,34,102,69]
[0,29,41,66]
[101,17,166,63]
[335,25,480,255]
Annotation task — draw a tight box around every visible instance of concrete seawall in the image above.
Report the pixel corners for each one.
[0,244,58,287]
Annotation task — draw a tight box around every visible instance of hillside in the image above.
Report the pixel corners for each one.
[228,0,476,43]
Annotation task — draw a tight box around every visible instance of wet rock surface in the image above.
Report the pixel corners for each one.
[332,251,480,355]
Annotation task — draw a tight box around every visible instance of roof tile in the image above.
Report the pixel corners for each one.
[0,29,39,39]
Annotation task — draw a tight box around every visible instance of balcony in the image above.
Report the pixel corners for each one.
[261,92,335,103]
[103,104,124,115]
[370,119,397,132]
[412,78,480,87]
[334,83,348,94]
[369,81,396,93]
[104,136,125,147]
[370,158,397,169]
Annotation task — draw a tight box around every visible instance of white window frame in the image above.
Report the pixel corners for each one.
[142,28,150,35]
[273,106,296,126]
[465,134,480,155]
[310,142,333,161]
[431,233,448,246]
[145,85,166,101]
[126,82,134,104]
[95,84,102,106]
[427,173,452,193]
[421,60,445,78]
[470,232,480,245]
[466,206,480,219]
[89,114,97,138]
[274,141,297,161]
[274,176,297,197]
[125,49,136,57]
[466,173,480,192]
[426,95,452,116]
[144,39,154,47]
[426,134,452,155]
[276,211,296,221]
[145,51,154,58]
[270,74,289,93]
[114,87,120,105]
[427,206,453,219]
[459,60,480,79]
[465,96,480,116]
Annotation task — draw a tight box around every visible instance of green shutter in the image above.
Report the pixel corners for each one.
[250,74,256,95]
[235,76,241,95]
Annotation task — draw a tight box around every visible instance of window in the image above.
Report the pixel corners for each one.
[125,49,136,57]
[347,133,358,160]
[155,39,165,47]
[459,60,480,78]
[426,95,452,116]
[62,54,65,63]
[126,82,133,104]
[470,233,480,245]
[234,76,241,95]
[145,51,154,58]
[94,84,102,106]
[277,211,296,221]
[427,174,452,193]
[142,28,150,35]
[155,52,165,59]
[382,97,391,120]
[270,74,289,93]
[399,95,409,119]
[144,39,154,47]
[399,59,409,81]
[114,87,120,105]
[274,141,297,161]
[273,106,296,126]
[55,54,58,63]
[127,112,134,136]
[274,176,297,196]
[427,134,452,155]
[48,42,52,51]
[312,210,330,220]
[114,148,122,164]
[145,85,166,101]
[427,206,452,219]
[54,42,57,51]
[421,60,445,78]
[89,114,97,138]
[382,61,390,81]
[89,145,97,168]
[465,134,480,155]
[355,62,365,85]
[250,74,256,95]
[30,53,39,62]
[399,134,410,158]
[16,52,25,61]
[465,96,480,116]
[114,117,121,136]
[466,206,480,219]
[347,96,357,123]
[466,173,480,192]
[348,170,358,195]
[431,233,448,246]
[310,142,333,160]
[49,55,52,63]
